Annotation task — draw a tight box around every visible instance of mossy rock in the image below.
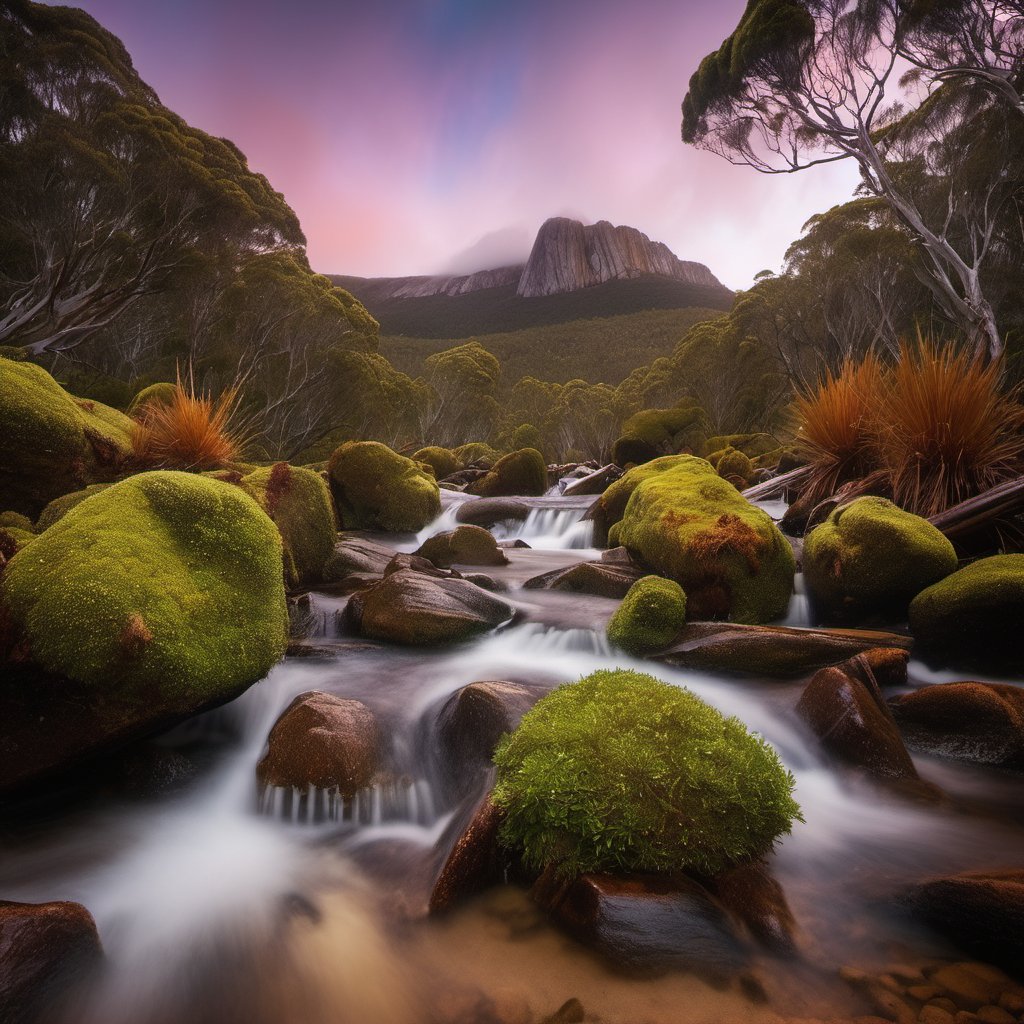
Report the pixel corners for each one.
[909,555,1024,672]
[606,576,687,655]
[413,446,461,479]
[467,448,547,498]
[703,433,779,460]
[0,526,36,559]
[126,382,177,418]
[1,471,288,699]
[804,497,958,623]
[0,512,35,533]
[611,404,708,467]
[327,441,440,532]
[608,456,794,624]
[36,484,113,531]
[0,358,133,517]
[242,463,336,589]
[715,447,754,485]
[493,669,801,878]
[453,442,499,467]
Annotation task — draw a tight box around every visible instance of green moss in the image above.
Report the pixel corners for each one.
[607,576,687,655]
[126,381,177,417]
[37,484,113,531]
[909,555,1024,672]
[715,447,754,484]
[609,455,794,623]
[413,446,461,479]
[0,512,35,533]
[611,403,708,467]
[453,442,499,467]
[468,447,548,497]
[510,423,544,455]
[0,526,36,556]
[242,463,337,588]
[804,497,958,623]
[493,669,801,879]
[327,441,440,532]
[0,358,133,516]
[702,433,779,460]
[1,471,288,700]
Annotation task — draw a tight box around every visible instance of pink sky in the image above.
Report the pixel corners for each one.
[67,0,860,289]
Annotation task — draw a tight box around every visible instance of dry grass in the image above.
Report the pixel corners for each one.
[131,370,243,471]
[792,337,1024,517]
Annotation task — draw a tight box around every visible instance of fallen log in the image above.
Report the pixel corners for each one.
[928,475,1024,541]
[652,621,912,678]
[741,465,812,502]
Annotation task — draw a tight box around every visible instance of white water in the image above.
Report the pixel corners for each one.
[494,507,595,549]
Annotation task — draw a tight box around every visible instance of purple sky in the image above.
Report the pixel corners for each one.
[64,0,859,288]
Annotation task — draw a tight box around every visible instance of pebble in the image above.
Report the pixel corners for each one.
[930,964,1013,1010]
[918,1008,955,1024]
[927,999,959,1014]
[908,987,941,1002]
[868,986,917,1024]
[975,1007,1014,1024]
[1000,994,1024,1015]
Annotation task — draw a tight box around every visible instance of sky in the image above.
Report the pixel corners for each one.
[65,0,860,289]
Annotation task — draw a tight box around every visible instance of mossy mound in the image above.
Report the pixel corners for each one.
[493,669,801,878]
[804,497,958,623]
[909,555,1024,672]
[413,446,461,480]
[712,447,754,486]
[510,423,544,455]
[467,448,547,497]
[703,433,779,460]
[607,456,794,623]
[242,463,336,588]
[126,381,177,418]
[611,403,708,467]
[1,471,288,699]
[0,526,36,559]
[0,512,34,533]
[36,484,113,531]
[327,441,440,532]
[453,442,499,467]
[606,576,686,655]
[0,358,133,517]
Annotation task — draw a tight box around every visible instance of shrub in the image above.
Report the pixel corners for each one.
[606,576,686,655]
[131,370,243,471]
[493,669,801,878]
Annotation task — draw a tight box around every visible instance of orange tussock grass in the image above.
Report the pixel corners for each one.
[132,371,243,471]
[792,353,885,509]
[875,338,1024,517]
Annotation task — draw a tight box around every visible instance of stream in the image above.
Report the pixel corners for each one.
[1,490,1023,1024]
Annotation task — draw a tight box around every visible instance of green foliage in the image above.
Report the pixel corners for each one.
[607,576,687,655]
[1,471,288,698]
[468,447,548,497]
[453,441,499,466]
[419,341,502,449]
[327,440,440,532]
[241,463,336,589]
[804,497,958,622]
[493,669,801,878]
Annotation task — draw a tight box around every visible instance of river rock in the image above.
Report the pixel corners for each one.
[889,682,1024,769]
[429,794,507,914]
[707,860,798,955]
[653,622,912,678]
[523,560,645,599]
[455,498,530,528]
[256,691,379,794]
[562,464,622,497]
[383,552,455,579]
[533,870,748,976]
[0,900,103,1024]
[906,872,1024,979]
[796,656,919,781]
[415,525,509,568]
[323,536,396,581]
[350,569,516,646]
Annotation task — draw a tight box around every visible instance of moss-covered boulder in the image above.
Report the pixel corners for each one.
[327,441,440,532]
[453,442,499,467]
[703,433,779,460]
[804,497,958,623]
[603,456,794,623]
[0,358,133,517]
[606,576,687,655]
[467,448,547,497]
[241,463,336,589]
[0,512,34,533]
[712,447,754,486]
[413,446,461,480]
[36,484,113,531]
[0,526,36,561]
[0,472,287,790]
[126,381,177,418]
[909,555,1024,672]
[611,403,708,467]
[493,669,801,878]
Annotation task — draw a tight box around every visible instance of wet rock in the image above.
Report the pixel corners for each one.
[562,464,622,497]
[707,860,798,955]
[653,622,912,678]
[0,900,103,1024]
[533,871,749,977]
[353,569,516,646]
[796,657,919,781]
[383,552,455,579]
[889,683,1024,770]
[930,961,1022,1009]
[907,873,1024,978]
[459,572,505,592]
[108,742,199,798]
[256,691,379,794]
[429,794,506,914]
[455,498,530,528]
[415,525,510,568]
[323,535,395,581]
[440,468,489,487]
[523,560,645,599]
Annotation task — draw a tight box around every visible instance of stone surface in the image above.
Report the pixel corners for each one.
[562,464,622,497]
[323,535,396,581]
[415,525,509,568]
[707,860,798,955]
[455,498,530,528]
[523,560,645,599]
[429,794,506,914]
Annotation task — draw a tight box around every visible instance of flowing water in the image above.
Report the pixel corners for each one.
[2,492,1022,1024]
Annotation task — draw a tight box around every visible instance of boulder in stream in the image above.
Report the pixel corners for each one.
[522,560,644,599]
[429,793,507,914]
[466,448,547,498]
[415,525,509,567]
[606,575,687,656]
[562,464,621,497]
[455,497,530,527]
[322,535,396,581]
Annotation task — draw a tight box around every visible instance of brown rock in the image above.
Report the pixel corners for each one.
[323,535,395,581]
[256,691,378,794]
[429,795,506,914]
[707,860,798,955]
[562,464,622,497]
[976,1007,1014,1024]
[930,962,1018,1009]
[0,900,103,1024]
[455,498,530,528]
[889,683,1024,769]
[523,560,644,599]
[919,1006,957,1024]
[415,525,509,568]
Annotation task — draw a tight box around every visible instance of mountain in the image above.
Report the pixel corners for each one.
[331,217,732,338]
